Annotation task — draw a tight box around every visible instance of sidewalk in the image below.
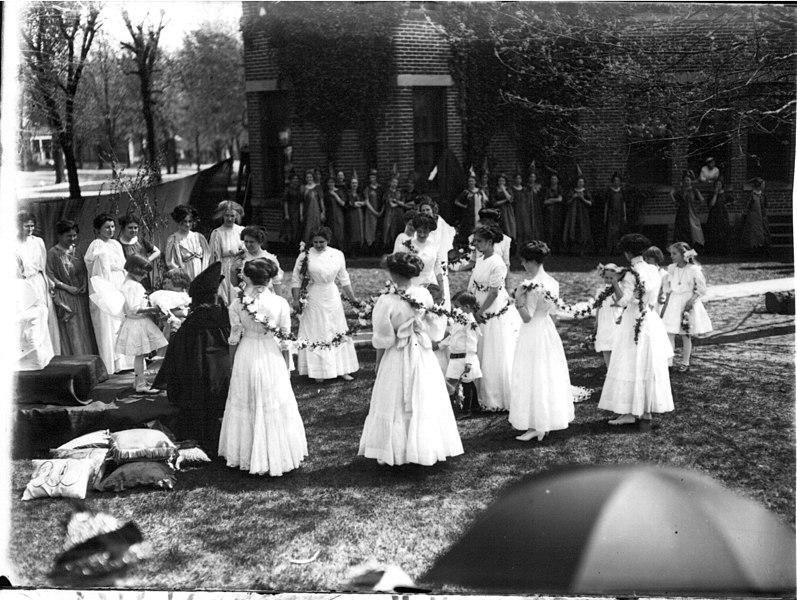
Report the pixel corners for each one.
[701,277,795,303]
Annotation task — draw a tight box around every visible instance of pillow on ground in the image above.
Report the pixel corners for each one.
[22,454,106,501]
[51,430,111,456]
[98,461,176,492]
[110,429,178,464]
[48,448,112,490]
[176,445,211,467]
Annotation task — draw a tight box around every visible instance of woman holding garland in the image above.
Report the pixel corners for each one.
[358,252,463,466]
[291,226,359,383]
[46,220,98,357]
[16,211,60,354]
[209,200,246,305]
[219,258,307,476]
[509,241,575,442]
[229,226,284,295]
[597,233,674,427]
[468,223,521,411]
[165,204,209,281]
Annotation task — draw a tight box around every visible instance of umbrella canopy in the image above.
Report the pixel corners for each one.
[423,464,795,595]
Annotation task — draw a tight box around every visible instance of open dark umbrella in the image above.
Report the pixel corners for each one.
[423,464,795,595]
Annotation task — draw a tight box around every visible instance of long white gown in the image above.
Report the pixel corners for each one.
[468,254,521,411]
[209,224,245,305]
[85,238,134,374]
[358,286,464,466]
[508,271,575,432]
[16,235,60,354]
[218,288,308,476]
[598,257,674,416]
[291,247,359,379]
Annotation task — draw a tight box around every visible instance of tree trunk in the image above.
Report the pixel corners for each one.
[52,134,64,184]
[195,132,201,172]
[139,74,160,180]
[59,132,82,199]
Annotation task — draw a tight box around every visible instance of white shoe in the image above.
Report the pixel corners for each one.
[515,430,546,442]
[608,414,637,426]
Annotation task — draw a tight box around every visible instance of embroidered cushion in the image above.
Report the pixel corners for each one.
[98,461,175,492]
[22,453,106,501]
[109,429,178,464]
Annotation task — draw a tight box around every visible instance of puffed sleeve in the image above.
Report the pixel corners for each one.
[615,270,637,308]
[663,265,675,294]
[165,234,181,271]
[197,232,210,272]
[275,296,293,352]
[692,266,708,296]
[418,288,446,341]
[265,252,284,286]
[121,282,146,316]
[227,299,243,345]
[291,252,306,289]
[487,259,507,288]
[371,295,396,349]
[335,251,352,287]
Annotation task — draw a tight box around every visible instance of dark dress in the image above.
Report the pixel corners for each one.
[45,245,99,356]
[604,186,626,254]
[283,183,304,245]
[364,184,383,248]
[493,187,517,240]
[302,184,325,243]
[741,190,770,250]
[673,189,705,246]
[152,303,232,454]
[382,188,406,246]
[527,183,544,240]
[454,188,482,238]
[119,236,156,291]
[562,189,594,251]
[543,186,565,252]
[347,189,366,249]
[704,191,734,254]
[513,185,531,246]
[326,187,347,247]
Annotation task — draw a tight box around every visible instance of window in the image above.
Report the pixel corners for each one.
[687,115,732,184]
[413,87,446,190]
[627,138,671,185]
[260,91,289,197]
[747,120,793,184]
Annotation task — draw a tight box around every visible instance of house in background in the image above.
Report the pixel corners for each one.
[241,2,794,250]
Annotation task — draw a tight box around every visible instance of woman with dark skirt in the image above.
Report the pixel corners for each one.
[704,178,734,255]
[543,174,565,253]
[670,171,705,248]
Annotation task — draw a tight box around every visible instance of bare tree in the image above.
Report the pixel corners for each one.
[21,0,100,198]
[121,8,165,180]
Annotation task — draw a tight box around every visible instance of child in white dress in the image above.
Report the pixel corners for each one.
[358,253,464,466]
[643,246,669,315]
[149,268,191,341]
[440,291,482,415]
[115,255,168,393]
[392,209,418,253]
[508,241,575,442]
[661,242,713,372]
[594,263,623,368]
[218,258,308,476]
[598,234,674,427]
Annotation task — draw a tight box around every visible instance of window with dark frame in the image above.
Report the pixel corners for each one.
[626,138,672,185]
[746,121,793,184]
[413,87,446,192]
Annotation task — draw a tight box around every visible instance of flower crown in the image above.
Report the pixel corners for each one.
[683,249,698,261]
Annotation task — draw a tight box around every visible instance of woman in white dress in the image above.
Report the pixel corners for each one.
[468,223,521,411]
[291,226,359,382]
[218,258,307,476]
[358,253,464,466]
[661,242,712,372]
[598,234,674,426]
[509,241,575,442]
[85,213,134,374]
[16,211,60,354]
[409,214,444,302]
[229,225,283,295]
[209,200,245,305]
[165,204,209,281]
[449,209,511,289]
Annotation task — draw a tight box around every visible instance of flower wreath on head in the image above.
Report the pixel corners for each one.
[683,248,698,262]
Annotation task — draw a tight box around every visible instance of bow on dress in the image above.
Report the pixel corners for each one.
[395,313,431,413]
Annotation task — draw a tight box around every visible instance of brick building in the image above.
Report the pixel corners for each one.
[242,2,794,250]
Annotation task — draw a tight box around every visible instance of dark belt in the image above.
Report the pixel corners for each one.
[449,353,466,359]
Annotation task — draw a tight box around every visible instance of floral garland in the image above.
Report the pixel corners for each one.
[238,288,352,351]
[471,280,497,293]
[581,332,597,352]
[681,305,692,335]
[295,242,310,315]
[480,301,511,323]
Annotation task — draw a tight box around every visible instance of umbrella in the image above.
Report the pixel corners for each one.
[423,464,796,595]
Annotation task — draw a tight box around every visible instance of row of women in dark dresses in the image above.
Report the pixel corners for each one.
[282,167,773,258]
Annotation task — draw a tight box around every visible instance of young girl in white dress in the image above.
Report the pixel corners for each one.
[468,223,521,411]
[643,246,669,315]
[218,258,308,476]
[661,242,713,372]
[598,234,674,427]
[291,226,360,383]
[209,200,245,305]
[115,255,168,393]
[594,263,623,368]
[509,241,575,441]
[358,253,464,466]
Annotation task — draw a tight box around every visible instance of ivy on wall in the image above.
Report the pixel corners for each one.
[243,2,402,168]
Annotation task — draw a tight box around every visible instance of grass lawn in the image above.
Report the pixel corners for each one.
[8,257,795,592]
